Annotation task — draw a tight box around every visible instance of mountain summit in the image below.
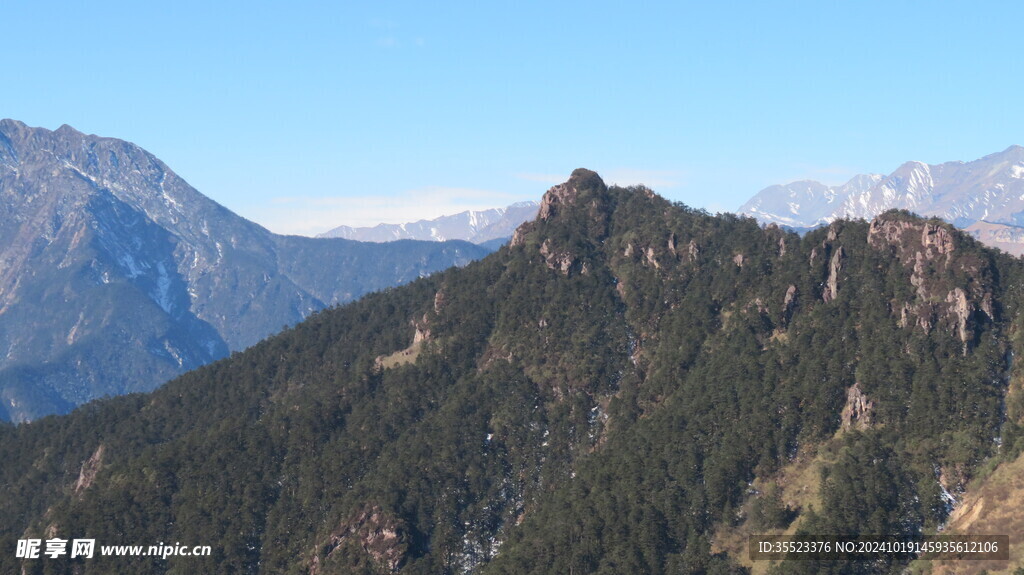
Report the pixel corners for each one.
[739,146,1024,249]
[0,120,488,421]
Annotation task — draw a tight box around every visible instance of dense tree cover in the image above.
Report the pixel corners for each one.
[2,173,1022,574]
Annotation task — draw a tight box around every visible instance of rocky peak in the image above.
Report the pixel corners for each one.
[867,213,957,262]
[989,144,1024,161]
[841,383,874,431]
[511,168,607,247]
[867,213,993,348]
[537,168,606,221]
[823,246,845,303]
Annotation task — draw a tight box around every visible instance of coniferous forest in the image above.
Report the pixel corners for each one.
[3,169,1024,574]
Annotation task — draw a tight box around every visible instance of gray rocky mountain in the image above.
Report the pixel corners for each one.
[739,146,1024,254]
[740,174,883,228]
[319,201,539,244]
[0,120,489,422]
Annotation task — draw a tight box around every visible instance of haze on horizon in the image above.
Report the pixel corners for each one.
[5,1,1021,235]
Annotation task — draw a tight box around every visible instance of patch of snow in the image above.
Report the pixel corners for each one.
[118,252,146,278]
[939,482,956,508]
[163,340,186,367]
[152,261,173,314]
[66,312,85,345]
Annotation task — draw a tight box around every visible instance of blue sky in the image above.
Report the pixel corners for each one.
[6,1,1023,235]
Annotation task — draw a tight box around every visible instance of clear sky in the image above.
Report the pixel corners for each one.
[5,1,1023,235]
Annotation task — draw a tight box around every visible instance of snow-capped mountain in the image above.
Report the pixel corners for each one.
[0,120,489,422]
[740,174,883,228]
[739,146,1024,253]
[319,201,540,244]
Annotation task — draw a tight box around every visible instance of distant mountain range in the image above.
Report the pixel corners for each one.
[319,201,539,244]
[0,120,490,422]
[739,145,1024,254]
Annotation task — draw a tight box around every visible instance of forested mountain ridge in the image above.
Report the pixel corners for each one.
[0,120,489,422]
[2,169,1023,574]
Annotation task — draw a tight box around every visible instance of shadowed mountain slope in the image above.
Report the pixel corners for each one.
[0,120,488,421]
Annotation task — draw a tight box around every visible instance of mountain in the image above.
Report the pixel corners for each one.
[0,120,490,422]
[740,173,884,228]
[739,146,1024,253]
[963,220,1024,254]
[319,201,539,244]
[3,169,1023,574]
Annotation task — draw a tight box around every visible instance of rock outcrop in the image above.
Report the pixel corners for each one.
[313,506,408,574]
[73,444,105,496]
[823,246,845,303]
[868,214,993,347]
[512,168,606,247]
[540,239,577,274]
[840,383,874,431]
[537,168,606,221]
[782,285,797,326]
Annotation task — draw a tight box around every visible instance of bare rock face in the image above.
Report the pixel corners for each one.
[841,383,874,430]
[867,214,992,347]
[413,320,431,344]
[646,247,661,269]
[823,246,845,303]
[782,285,797,326]
[510,224,529,247]
[73,444,105,496]
[540,238,577,274]
[313,506,408,574]
[433,288,446,314]
[537,168,607,221]
[922,222,956,254]
[510,169,606,248]
[868,216,957,262]
[946,288,972,345]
